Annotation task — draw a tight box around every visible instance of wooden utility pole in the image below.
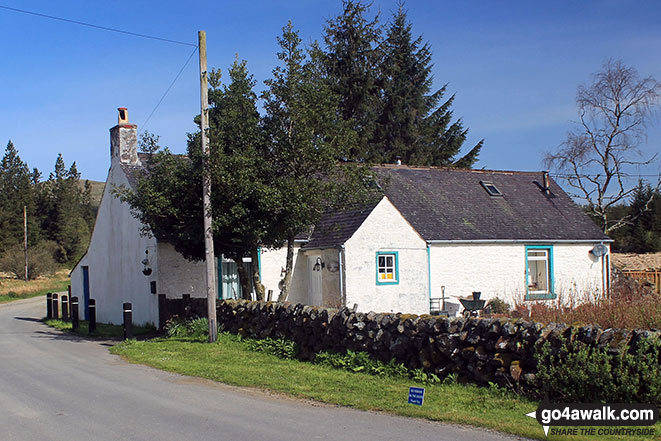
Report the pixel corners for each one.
[198,30,218,343]
[23,205,28,281]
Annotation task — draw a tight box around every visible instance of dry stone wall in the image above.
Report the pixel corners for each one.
[216,299,660,388]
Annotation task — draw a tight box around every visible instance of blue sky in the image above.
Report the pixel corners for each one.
[1,0,660,184]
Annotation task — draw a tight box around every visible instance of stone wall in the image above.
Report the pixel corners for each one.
[158,294,207,330]
[215,299,659,388]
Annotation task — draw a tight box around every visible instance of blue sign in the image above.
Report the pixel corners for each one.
[408,387,425,406]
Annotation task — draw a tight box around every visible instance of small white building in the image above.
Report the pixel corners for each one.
[72,109,612,325]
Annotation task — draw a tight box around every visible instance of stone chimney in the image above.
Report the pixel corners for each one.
[110,107,140,166]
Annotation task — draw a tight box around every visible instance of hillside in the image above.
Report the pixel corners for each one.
[79,179,105,208]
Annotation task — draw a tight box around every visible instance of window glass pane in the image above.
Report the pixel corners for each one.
[527,250,549,292]
[386,256,393,266]
[379,256,385,267]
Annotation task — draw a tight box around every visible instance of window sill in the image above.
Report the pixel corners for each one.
[525,292,557,300]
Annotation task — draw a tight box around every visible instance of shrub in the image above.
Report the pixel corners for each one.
[245,337,298,359]
[510,273,661,329]
[165,317,210,340]
[533,337,661,405]
[485,297,510,315]
[314,350,438,383]
[0,241,58,280]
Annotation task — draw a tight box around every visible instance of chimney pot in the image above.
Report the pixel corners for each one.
[118,107,129,125]
[542,170,551,195]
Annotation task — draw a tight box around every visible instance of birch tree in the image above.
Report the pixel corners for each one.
[545,60,661,233]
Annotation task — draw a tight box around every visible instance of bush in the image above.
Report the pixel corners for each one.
[510,273,661,329]
[0,241,58,280]
[485,297,510,315]
[245,337,298,359]
[314,350,438,383]
[533,337,661,405]
[165,317,211,340]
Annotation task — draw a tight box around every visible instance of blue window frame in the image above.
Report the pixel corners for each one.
[376,251,399,285]
[525,245,555,300]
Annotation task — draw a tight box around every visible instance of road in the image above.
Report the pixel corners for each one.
[0,297,528,441]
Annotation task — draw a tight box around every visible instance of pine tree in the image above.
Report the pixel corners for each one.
[42,154,91,263]
[372,5,483,167]
[0,141,39,249]
[320,0,382,160]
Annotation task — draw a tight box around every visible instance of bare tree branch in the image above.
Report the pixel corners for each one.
[544,59,661,233]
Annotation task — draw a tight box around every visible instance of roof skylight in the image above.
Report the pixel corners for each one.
[480,181,503,197]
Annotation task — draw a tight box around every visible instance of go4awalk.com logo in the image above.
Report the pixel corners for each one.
[525,398,658,437]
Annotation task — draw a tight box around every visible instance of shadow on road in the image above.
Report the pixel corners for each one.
[13,316,42,322]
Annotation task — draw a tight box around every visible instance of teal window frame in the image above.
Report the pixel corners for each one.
[376,251,399,285]
[525,245,555,300]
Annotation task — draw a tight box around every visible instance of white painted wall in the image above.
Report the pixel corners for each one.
[71,166,158,326]
[344,197,428,315]
[260,245,306,303]
[428,243,608,309]
[157,242,206,299]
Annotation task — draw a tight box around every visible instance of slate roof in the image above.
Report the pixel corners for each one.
[375,166,611,242]
[121,157,611,247]
[303,165,610,248]
[119,153,153,189]
[302,202,380,249]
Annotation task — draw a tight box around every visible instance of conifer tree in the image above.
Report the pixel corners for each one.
[0,141,39,249]
[42,154,91,263]
[372,5,483,167]
[320,0,382,160]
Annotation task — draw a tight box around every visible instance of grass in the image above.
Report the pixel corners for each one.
[44,318,155,339]
[111,333,661,441]
[0,270,70,304]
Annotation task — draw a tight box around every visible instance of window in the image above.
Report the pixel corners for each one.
[525,246,555,299]
[376,251,399,285]
[480,180,503,197]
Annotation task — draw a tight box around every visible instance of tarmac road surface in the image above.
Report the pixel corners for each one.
[0,297,530,441]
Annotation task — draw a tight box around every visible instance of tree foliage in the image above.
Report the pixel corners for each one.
[319,0,382,160]
[262,22,376,300]
[545,59,661,233]
[372,4,482,167]
[0,141,38,250]
[0,142,94,275]
[608,181,661,253]
[319,1,482,166]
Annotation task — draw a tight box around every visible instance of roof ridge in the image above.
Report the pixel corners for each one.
[373,164,543,175]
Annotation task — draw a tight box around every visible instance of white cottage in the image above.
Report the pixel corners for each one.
[72,109,612,325]
[264,166,613,316]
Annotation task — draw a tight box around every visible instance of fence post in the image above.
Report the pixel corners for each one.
[46,293,52,319]
[158,294,166,332]
[67,285,72,318]
[52,293,59,320]
[71,297,79,330]
[88,299,96,334]
[123,302,133,340]
[61,296,69,321]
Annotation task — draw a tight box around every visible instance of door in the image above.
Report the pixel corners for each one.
[307,256,323,306]
[82,266,90,320]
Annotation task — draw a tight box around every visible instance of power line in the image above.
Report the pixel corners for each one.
[140,46,199,133]
[0,5,197,47]
[552,173,660,178]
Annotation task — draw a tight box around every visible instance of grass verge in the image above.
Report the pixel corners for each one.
[110,333,661,441]
[0,271,70,304]
[44,319,155,339]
